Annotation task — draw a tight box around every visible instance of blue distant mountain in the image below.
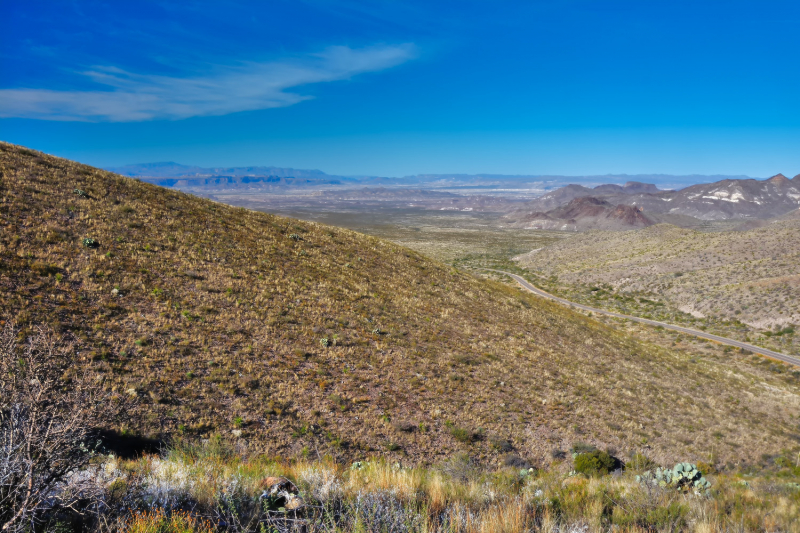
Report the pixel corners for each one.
[107,162,339,180]
[106,162,758,192]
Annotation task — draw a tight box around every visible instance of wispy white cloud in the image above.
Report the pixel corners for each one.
[0,44,416,122]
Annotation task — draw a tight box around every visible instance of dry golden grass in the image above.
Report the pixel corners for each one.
[99,445,800,533]
[1,142,799,467]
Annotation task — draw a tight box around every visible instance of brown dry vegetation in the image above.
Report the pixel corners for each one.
[80,449,800,532]
[1,142,800,468]
[515,223,800,329]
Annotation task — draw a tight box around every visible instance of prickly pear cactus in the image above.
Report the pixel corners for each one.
[636,462,711,495]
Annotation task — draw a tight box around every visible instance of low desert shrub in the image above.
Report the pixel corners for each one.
[574,449,619,476]
[449,426,474,444]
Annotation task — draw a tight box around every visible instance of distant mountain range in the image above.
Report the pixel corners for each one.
[504,174,800,230]
[106,162,349,190]
[106,162,758,193]
[107,161,337,180]
[106,162,800,230]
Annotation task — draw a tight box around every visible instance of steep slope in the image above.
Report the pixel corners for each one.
[515,222,800,328]
[780,207,800,220]
[2,142,799,466]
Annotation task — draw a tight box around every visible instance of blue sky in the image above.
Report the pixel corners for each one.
[1,1,799,177]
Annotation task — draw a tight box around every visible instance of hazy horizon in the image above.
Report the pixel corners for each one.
[106,158,767,184]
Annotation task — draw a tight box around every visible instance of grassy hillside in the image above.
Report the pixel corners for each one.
[1,142,799,467]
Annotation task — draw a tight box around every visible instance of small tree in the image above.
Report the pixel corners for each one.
[0,324,123,532]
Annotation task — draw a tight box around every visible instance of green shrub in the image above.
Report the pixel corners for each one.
[574,449,618,476]
[30,262,59,276]
[450,426,474,444]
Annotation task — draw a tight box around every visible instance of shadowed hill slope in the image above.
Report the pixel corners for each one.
[1,142,799,466]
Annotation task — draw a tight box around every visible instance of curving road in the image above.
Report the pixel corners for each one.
[486,269,800,368]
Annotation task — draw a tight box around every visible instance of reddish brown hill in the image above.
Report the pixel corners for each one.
[768,173,790,184]
[505,197,654,231]
[553,196,611,219]
[609,204,652,226]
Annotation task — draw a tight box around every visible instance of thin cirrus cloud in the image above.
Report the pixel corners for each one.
[0,44,416,122]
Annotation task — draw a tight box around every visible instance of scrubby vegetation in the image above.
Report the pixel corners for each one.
[0,332,795,533]
[512,223,800,355]
[7,439,800,532]
[2,142,800,466]
[570,446,619,477]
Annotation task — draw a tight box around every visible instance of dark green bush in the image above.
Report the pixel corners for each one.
[574,449,618,476]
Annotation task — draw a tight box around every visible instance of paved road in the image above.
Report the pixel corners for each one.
[487,269,800,368]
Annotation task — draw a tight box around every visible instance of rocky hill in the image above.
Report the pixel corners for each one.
[508,174,800,230]
[505,196,655,231]
[662,173,800,220]
[518,182,662,213]
[2,142,799,465]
